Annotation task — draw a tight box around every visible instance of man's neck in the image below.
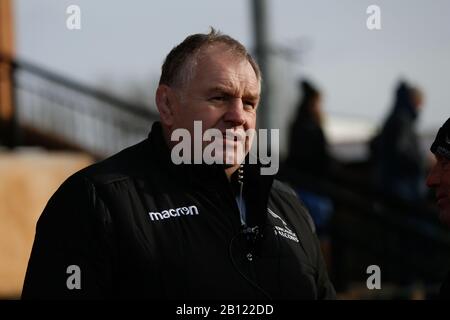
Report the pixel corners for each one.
[225,164,240,182]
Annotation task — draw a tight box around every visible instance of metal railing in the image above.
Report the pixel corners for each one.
[0,53,159,158]
[277,163,450,293]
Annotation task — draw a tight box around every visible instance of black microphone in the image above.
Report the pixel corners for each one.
[242,225,259,238]
[241,225,262,256]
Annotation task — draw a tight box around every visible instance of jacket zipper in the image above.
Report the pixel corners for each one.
[226,164,269,298]
[237,164,245,226]
[237,164,261,298]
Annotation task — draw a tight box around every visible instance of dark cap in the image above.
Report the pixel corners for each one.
[430,117,450,159]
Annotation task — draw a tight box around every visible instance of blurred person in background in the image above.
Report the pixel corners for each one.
[426,117,450,299]
[370,81,427,203]
[284,79,340,272]
[284,79,337,268]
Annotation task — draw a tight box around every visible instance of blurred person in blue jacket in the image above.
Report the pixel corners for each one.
[285,80,335,239]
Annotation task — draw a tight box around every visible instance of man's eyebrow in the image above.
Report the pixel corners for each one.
[206,86,260,99]
[206,86,234,95]
[243,91,260,100]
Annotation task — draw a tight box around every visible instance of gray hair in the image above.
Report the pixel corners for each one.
[159,28,261,89]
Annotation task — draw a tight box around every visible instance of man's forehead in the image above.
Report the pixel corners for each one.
[196,52,260,94]
[207,76,260,95]
[200,45,257,70]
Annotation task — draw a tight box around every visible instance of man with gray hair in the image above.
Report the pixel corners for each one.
[22,29,335,300]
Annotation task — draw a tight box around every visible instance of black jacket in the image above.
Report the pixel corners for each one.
[22,122,335,300]
[370,83,425,182]
[286,119,330,178]
[441,272,450,299]
[285,117,334,193]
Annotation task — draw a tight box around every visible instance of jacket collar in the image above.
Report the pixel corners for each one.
[147,121,275,228]
[147,121,226,187]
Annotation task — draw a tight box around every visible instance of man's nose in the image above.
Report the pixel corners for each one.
[223,99,246,126]
[426,163,441,188]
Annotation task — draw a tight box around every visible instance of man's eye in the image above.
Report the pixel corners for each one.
[210,96,225,101]
[244,101,256,109]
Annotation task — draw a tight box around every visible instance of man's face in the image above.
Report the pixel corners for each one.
[164,44,260,166]
[426,154,450,226]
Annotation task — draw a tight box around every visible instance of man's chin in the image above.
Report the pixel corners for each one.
[223,163,238,169]
[221,151,247,167]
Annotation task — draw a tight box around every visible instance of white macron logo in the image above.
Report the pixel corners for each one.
[148,205,199,221]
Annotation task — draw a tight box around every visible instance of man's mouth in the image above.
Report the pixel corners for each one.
[223,137,245,144]
[223,131,246,142]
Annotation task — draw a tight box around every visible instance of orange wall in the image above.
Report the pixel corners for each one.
[0,150,92,298]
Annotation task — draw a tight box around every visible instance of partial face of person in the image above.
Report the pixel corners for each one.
[426,154,450,226]
[166,44,260,166]
[411,89,424,112]
[311,95,323,125]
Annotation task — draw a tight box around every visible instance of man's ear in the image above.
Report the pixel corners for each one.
[155,84,175,127]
